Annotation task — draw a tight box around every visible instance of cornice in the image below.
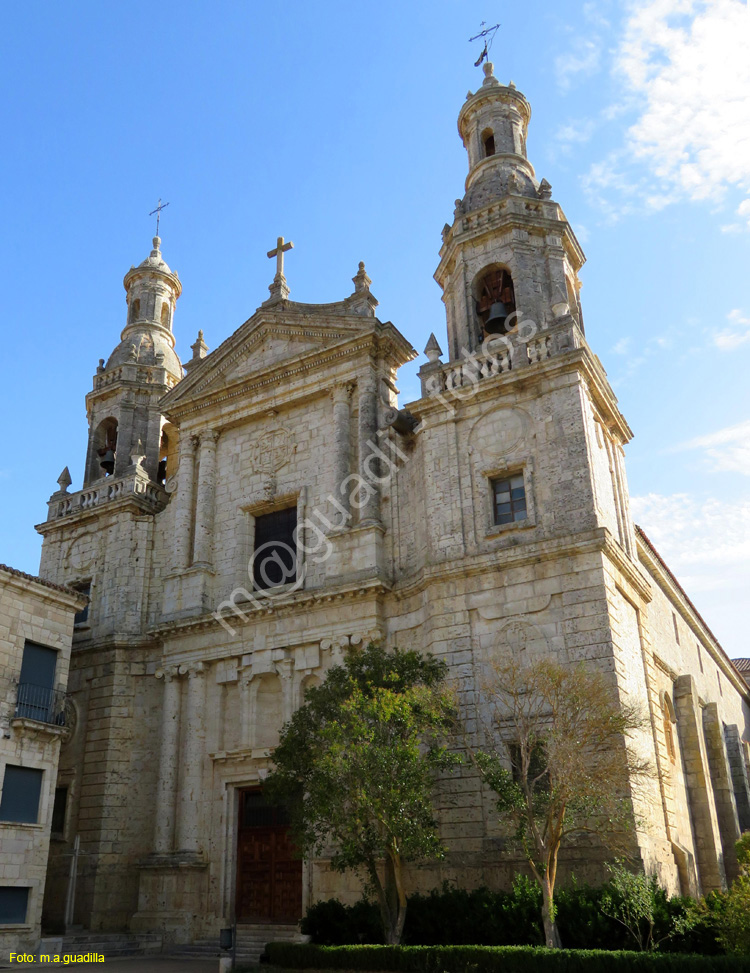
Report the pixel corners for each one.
[149,576,391,640]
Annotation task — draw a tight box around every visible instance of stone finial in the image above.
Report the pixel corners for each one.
[152,236,161,252]
[508,79,516,89]
[454,198,464,219]
[191,329,209,360]
[482,62,499,86]
[184,329,209,372]
[57,467,72,493]
[97,358,106,374]
[352,261,372,293]
[538,178,552,199]
[424,333,443,364]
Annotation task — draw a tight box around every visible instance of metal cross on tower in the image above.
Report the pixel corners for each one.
[267,236,294,279]
[149,198,170,237]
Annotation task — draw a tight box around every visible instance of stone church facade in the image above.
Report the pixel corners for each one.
[34,64,750,942]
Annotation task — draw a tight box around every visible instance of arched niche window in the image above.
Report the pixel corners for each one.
[94,417,118,477]
[157,423,177,485]
[475,267,516,336]
[160,302,170,328]
[663,693,677,763]
[482,128,495,158]
[129,298,140,323]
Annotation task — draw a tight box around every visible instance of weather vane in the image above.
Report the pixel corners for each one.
[469,22,500,66]
[149,198,170,237]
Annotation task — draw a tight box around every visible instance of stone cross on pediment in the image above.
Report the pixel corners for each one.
[265,236,294,304]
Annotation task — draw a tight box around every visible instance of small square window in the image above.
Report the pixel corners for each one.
[492,474,527,526]
[0,886,29,924]
[0,765,44,824]
[252,507,297,590]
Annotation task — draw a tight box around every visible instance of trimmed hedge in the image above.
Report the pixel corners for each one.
[300,882,721,954]
[265,943,750,972]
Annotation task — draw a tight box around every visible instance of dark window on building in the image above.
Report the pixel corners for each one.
[252,507,297,590]
[16,642,57,721]
[0,765,44,824]
[73,583,90,625]
[492,474,527,525]
[51,786,68,836]
[0,886,30,924]
[483,132,495,157]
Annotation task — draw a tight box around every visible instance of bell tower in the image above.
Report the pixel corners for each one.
[82,236,183,486]
[435,62,585,361]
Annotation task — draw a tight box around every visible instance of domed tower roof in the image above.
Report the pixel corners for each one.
[105,236,183,382]
[457,62,538,213]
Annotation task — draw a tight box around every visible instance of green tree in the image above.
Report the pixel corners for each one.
[264,644,459,945]
[717,832,750,955]
[473,657,652,949]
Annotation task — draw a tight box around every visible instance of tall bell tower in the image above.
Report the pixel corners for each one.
[82,235,183,487]
[435,61,585,360]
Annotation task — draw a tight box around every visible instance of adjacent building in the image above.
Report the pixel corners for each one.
[0,564,85,952]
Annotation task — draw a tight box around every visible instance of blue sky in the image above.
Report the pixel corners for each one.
[1,1,748,653]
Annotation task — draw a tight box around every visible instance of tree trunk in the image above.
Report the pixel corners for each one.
[541,878,562,948]
[369,857,407,945]
[384,852,408,944]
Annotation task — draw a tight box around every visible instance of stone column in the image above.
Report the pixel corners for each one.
[330,384,352,527]
[172,434,199,570]
[357,371,381,525]
[177,663,206,853]
[193,429,220,567]
[153,666,181,854]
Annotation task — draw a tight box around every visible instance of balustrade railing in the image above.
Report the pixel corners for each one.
[49,472,168,521]
[14,683,67,726]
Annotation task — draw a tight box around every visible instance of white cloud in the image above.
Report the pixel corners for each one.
[678,418,750,475]
[585,0,750,219]
[632,491,750,594]
[555,38,602,91]
[713,308,750,350]
[633,491,750,653]
[556,119,595,145]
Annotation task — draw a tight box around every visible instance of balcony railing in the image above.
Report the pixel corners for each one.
[14,683,67,726]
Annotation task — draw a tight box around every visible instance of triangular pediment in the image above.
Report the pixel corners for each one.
[161,309,380,412]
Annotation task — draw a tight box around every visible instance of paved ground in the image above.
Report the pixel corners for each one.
[1,960,221,973]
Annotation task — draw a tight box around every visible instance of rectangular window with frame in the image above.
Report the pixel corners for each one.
[252,507,297,590]
[0,886,29,925]
[0,765,44,824]
[492,473,527,525]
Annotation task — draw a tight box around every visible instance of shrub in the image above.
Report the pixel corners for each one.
[265,942,750,971]
[301,877,720,953]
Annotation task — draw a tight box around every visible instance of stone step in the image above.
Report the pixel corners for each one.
[60,932,162,958]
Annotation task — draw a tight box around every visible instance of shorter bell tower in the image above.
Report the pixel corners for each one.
[436,62,585,360]
[83,236,183,486]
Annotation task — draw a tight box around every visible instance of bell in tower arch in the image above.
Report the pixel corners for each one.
[476,267,516,336]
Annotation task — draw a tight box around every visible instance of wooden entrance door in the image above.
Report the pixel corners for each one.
[236,789,302,922]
